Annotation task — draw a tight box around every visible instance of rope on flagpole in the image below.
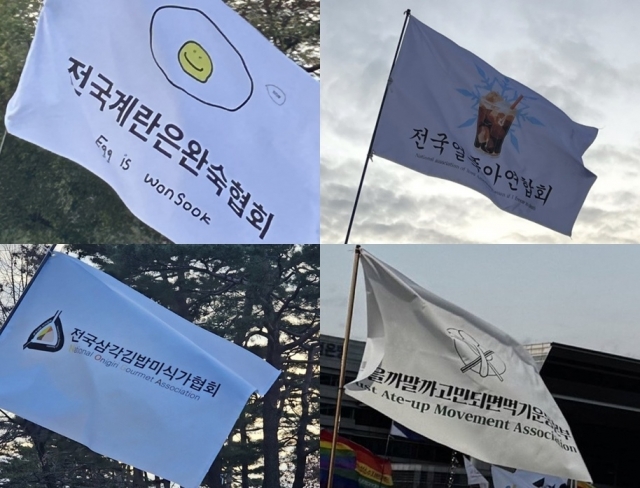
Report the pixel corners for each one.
[344,9,412,244]
[327,245,362,488]
[0,244,57,338]
[0,130,8,161]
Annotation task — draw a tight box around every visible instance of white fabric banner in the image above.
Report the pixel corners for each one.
[5,0,319,243]
[0,252,280,488]
[463,457,489,488]
[492,466,569,488]
[345,249,591,481]
[372,16,597,236]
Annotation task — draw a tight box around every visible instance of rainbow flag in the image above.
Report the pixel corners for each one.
[320,430,393,488]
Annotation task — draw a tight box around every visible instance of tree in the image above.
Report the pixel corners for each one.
[225,245,319,488]
[0,245,133,488]
[0,1,168,243]
[0,244,49,323]
[222,0,319,75]
[0,0,318,242]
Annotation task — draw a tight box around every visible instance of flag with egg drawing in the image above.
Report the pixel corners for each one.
[5,0,319,243]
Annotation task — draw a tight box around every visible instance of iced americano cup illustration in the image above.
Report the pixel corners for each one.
[474,92,522,156]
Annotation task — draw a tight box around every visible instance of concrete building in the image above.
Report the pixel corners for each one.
[320,335,640,488]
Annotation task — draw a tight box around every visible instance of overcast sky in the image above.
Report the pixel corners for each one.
[321,244,640,360]
[321,0,640,243]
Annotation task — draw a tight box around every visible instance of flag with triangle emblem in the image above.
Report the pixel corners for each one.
[23,310,64,352]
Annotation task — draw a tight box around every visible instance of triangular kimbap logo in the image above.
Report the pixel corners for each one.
[23,310,65,352]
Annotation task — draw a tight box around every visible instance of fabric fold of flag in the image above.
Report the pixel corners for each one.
[372,15,597,236]
[0,252,280,488]
[345,248,591,481]
[5,0,319,243]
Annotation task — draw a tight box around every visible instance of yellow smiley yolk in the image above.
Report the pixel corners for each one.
[178,41,213,83]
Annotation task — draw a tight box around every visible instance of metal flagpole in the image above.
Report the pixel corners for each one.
[0,244,58,338]
[327,245,362,488]
[344,9,412,244]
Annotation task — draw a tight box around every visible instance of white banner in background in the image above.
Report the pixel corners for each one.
[0,252,280,488]
[5,0,319,243]
[492,465,569,488]
[463,457,489,488]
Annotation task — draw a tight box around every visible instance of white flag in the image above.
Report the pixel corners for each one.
[0,252,280,488]
[372,15,597,236]
[390,420,428,441]
[345,249,591,481]
[5,0,319,243]
[492,466,569,488]
[463,457,489,488]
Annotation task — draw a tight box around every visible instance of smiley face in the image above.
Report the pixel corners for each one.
[178,41,213,83]
[151,6,253,110]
